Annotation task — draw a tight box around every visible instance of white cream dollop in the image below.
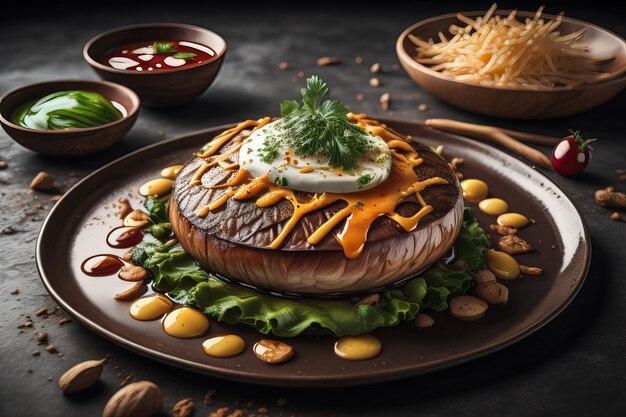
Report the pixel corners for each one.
[238,120,391,193]
[179,41,215,56]
[164,56,186,67]
[108,57,139,70]
[132,46,155,55]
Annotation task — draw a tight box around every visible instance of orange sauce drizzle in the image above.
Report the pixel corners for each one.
[190,114,448,259]
[195,118,270,159]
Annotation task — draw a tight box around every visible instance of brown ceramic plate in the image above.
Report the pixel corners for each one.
[36,119,590,387]
[397,10,626,119]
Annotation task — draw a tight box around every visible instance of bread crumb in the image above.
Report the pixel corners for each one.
[379,93,390,110]
[369,77,380,88]
[317,56,339,66]
[208,406,229,417]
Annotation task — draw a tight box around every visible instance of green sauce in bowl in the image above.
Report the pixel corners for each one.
[12,90,124,130]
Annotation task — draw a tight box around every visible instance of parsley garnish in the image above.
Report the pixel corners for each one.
[173,52,197,59]
[355,201,365,208]
[258,135,281,164]
[153,42,175,54]
[278,76,372,171]
[274,176,288,187]
[356,173,374,189]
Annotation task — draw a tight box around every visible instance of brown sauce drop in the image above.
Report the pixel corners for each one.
[106,226,144,248]
[81,254,124,276]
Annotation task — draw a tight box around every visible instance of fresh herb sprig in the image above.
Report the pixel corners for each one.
[153,42,175,54]
[356,173,374,189]
[278,76,372,170]
[173,52,197,59]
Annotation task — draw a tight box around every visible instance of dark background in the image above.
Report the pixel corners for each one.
[1,1,625,416]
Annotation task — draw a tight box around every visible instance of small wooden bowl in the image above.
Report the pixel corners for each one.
[0,80,140,156]
[84,23,227,108]
[396,10,626,119]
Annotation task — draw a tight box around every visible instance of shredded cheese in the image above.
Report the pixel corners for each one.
[409,4,614,89]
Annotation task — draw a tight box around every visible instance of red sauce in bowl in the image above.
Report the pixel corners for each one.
[101,40,216,72]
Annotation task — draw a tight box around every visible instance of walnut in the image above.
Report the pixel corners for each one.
[498,235,533,255]
[595,187,626,209]
[172,398,194,417]
[253,339,294,364]
[519,265,543,276]
[490,224,518,235]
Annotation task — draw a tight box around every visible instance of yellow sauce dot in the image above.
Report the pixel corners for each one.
[334,334,382,361]
[460,179,489,203]
[497,212,529,228]
[478,198,509,216]
[485,250,520,280]
[160,165,184,180]
[202,335,246,358]
[163,307,209,338]
[130,294,173,321]
[139,178,174,198]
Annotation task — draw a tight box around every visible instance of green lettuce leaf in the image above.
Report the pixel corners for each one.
[133,206,490,337]
[141,197,172,238]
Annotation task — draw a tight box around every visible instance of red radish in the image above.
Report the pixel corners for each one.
[551,130,597,176]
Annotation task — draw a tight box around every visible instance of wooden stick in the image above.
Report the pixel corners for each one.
[425,119,552,169]
[499,128,561,146]
[427,119,560,146]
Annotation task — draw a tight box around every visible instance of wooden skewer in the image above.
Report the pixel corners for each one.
[425,119,553,169]
[498,128,561,146]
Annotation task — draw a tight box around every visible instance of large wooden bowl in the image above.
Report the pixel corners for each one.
[396,10,626,119]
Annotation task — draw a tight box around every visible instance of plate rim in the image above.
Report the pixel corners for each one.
[35,118,591,387]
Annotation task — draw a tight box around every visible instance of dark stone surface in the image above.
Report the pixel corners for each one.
[1,2,625,416]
